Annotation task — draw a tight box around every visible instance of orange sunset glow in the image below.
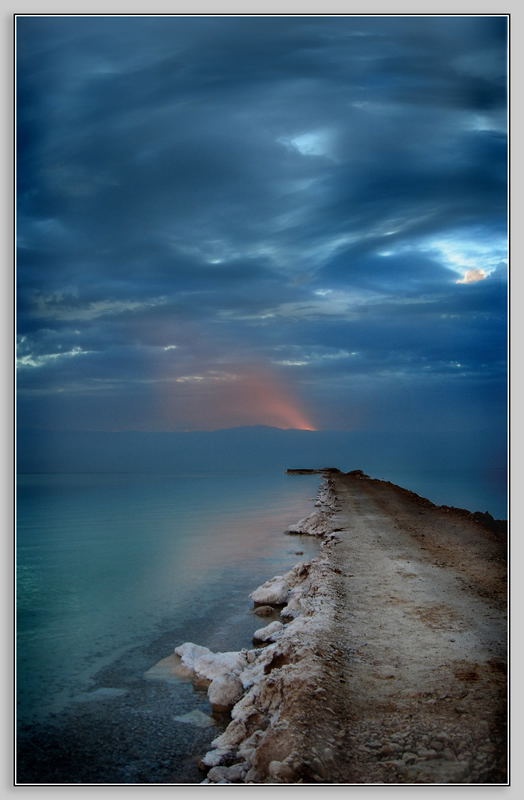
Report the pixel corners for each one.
[160,365,316,431]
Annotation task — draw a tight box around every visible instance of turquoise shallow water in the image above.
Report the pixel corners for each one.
[16,471,322,728]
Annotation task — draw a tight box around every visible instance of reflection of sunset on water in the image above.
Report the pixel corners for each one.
[156,494,320,602]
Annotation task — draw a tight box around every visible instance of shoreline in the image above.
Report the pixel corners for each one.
[150,470,341,783]
[153,468,507,784]
[16,469,507,784]
[16,472,323,785]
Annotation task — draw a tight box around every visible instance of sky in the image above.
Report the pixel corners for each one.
[16,14,508,438]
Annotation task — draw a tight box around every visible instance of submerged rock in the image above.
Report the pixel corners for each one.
[78,687,128,702]
[254,605,277,617]
[144,652,196,682]
[174,709,216,728]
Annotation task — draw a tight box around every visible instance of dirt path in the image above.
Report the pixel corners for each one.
[290,474,507,784]
[145,472,507,785]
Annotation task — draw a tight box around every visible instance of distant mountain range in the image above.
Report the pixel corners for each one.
[17,425,506,476]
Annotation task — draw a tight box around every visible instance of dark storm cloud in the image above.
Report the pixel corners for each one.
[16,14,508,433]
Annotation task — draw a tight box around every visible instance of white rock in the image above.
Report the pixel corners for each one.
[250,577,289,606]
[246,649,261,663]
[253,620,285,642]
[174,642,212,667]
[280,593,303,619]
[282,561,311,586]
[286,511,331,536]
[208,673,244,710]
[174,643,249,682]
[193,650,249,682]
[201,748,234,768]
[212,717,249,748]
[238,646,275,689]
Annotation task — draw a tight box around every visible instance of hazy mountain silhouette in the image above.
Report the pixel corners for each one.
[17,426,506,476]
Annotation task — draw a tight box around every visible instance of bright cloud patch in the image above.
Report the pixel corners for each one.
[422,235,506,280]
[456,268,488,284]
[17,347,91,368]
[279,129,335,159]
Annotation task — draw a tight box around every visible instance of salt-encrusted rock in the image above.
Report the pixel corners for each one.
[280,600,300,619]
[181,546,338,784]
[228,764,249,781]
[280,588,306,619]
[250,577,289,606]
[286,510,332,537]
[207,764,246,783]
[237,729,265,757]
[174,642,212,664]
[200,748,236,768]
[208,673,245,711]
[246,649,262,663]
[282,561,311,586]
[175,643,249,682]
[211,717,250,749]
[194,651,249,682]
[207,767,229,782]
[253,620,284,643]
[238,646,276,690]
[314,479,340,512]
[321,533,341,548]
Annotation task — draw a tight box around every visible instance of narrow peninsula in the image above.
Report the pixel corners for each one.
[148,469,507,784]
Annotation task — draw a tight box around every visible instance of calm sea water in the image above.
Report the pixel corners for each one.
[15,467,507,783]
[16,467,507,727]
[16,471,322,729]
[380,467,507,521]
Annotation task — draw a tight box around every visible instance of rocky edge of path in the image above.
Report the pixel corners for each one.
[147,469,507,785]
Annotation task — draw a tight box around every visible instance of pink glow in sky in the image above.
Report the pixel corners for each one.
[159,365,316,431]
